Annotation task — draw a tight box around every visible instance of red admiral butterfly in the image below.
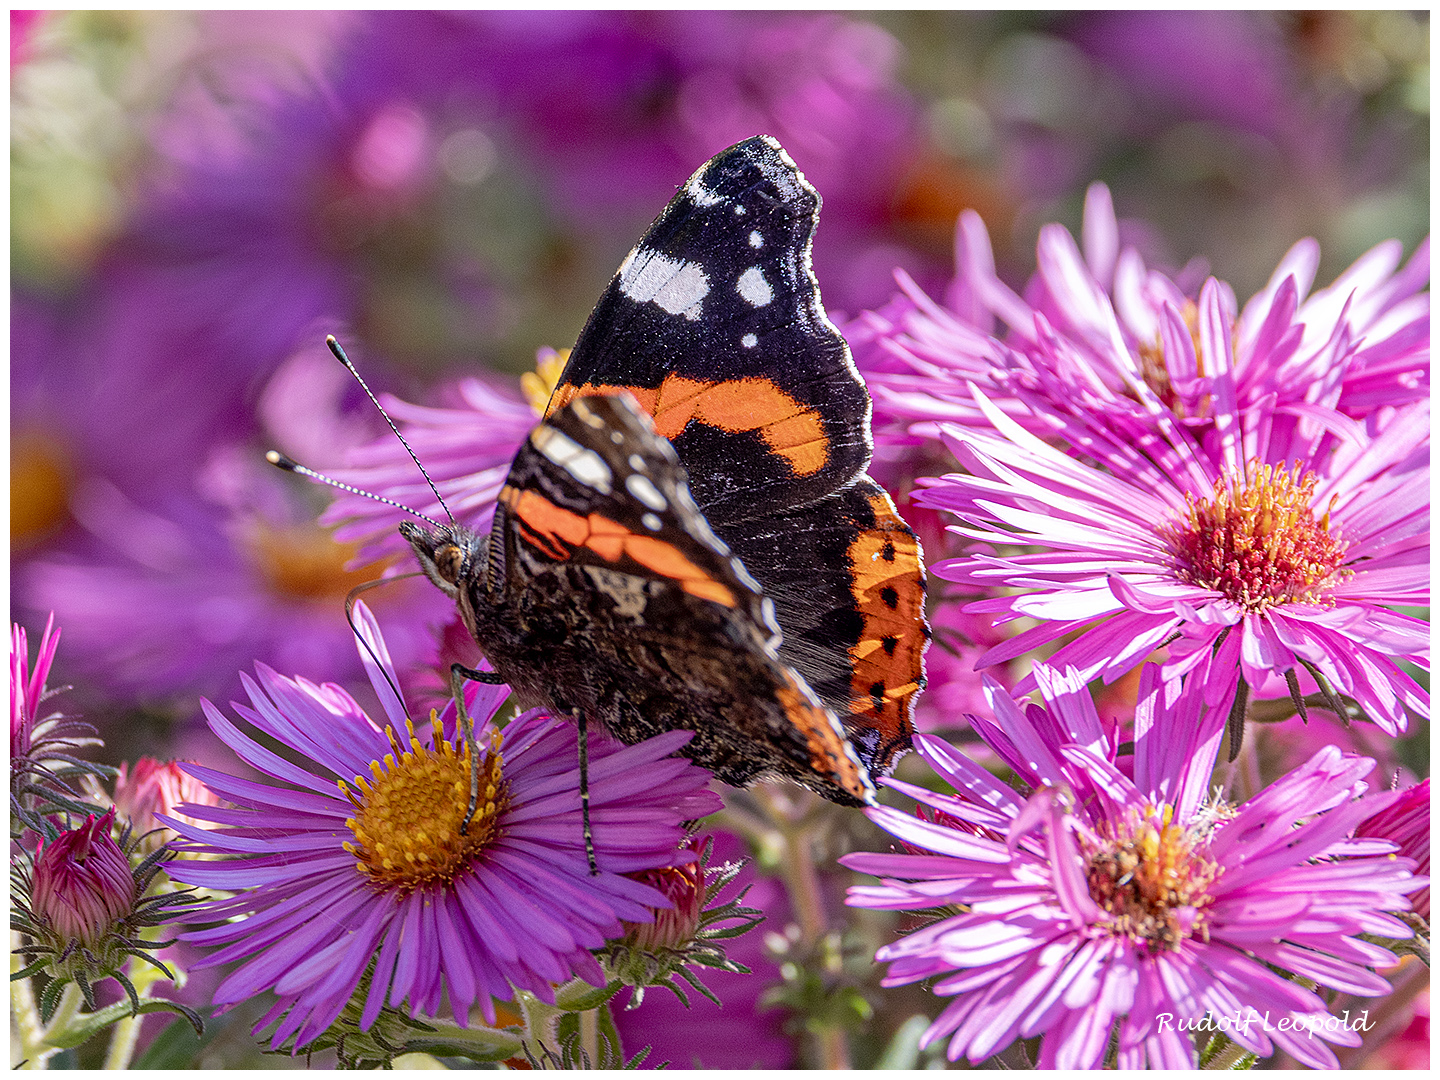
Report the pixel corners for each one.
[402,135,928,811]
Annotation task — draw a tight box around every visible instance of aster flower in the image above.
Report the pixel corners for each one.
[855,181,1428,440]
[920,380,1428,741]
[163,601,722,1052]
[869,193,1429,737]
[605,834,764,1008]
[11,615,108,835]
[842,663,1422,1069]
[612,831,798,1069]
[111,757,222,854]
[1358,776,1430,923]
[19,449,449,706]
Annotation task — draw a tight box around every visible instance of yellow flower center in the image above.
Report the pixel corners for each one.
[1159,459,1350,612]
[521,348,570,416]
[343,716,506,891]
[248,521,388,601]
[11,432,72,549]
[1085,805,1219,953]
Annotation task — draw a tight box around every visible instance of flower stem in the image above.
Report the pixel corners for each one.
[11,934,50,1069]
[102,1012,142,1070]
[750,784,852,1070]
[578,1006,600,1068]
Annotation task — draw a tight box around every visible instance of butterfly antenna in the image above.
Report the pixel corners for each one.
[344,578,413,713]
[326,334,456,525]
[266,451,447,530]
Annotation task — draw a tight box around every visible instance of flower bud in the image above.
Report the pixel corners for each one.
[30,809,135,946]
[623,851,706,954]
[113,757,217,851]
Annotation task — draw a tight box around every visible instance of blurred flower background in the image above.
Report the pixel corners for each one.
[11,10,1429,1070]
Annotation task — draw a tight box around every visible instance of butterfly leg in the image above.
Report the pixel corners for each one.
[572,708,598,876]
[450,663,506,835]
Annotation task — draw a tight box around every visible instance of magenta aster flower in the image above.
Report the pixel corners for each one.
[854,182,1429,436]
[1357,776,1430,921]
[164,602,722,1051]
[11,614,108,831]
[29,808,136,949]
[842,664,1423,1069]
[920,380,1428,738]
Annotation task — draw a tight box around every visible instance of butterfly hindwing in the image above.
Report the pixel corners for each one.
[722,478,928,774]
[489,395,873,805]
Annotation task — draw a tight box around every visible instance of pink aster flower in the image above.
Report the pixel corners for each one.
[920,379,1428,739]
[164,601,721,1052]
[854,182,1428,435]
[112,757,222,853]
[842,663,1422,1069]
[1358,777,1430,921]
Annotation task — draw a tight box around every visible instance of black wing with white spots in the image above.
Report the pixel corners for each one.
[546,135,873,527]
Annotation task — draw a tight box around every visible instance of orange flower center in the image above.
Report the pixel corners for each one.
[11,432,72,549]
[344,717,506,892]
[248,521,387,601]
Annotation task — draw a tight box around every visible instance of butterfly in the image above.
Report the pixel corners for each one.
[401,135,928,816]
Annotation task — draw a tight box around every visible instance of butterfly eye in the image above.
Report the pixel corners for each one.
[435,544,466,585]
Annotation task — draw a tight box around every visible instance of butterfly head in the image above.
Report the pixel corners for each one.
[399,520,487,599]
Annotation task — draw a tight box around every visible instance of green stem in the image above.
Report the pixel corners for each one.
[578,1007,600,1068]
[751,784,851,1070]
[11,932,51,1070]
[102,1012,143,1070]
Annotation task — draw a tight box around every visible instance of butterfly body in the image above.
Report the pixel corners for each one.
[402,135,928,807]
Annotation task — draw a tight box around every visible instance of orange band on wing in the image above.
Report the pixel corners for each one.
[501,486,736,608]
[844,494,927,761]
[548,374,828,477]
[776,678,870,803]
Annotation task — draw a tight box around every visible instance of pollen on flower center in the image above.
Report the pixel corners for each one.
[343,717,505,891]
[1085,806,1219,953]
[1159,459,1350,611]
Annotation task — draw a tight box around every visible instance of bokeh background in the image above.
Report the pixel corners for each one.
[10,10,1429,1069]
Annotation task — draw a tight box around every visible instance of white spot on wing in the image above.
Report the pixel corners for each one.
[530,427,612,493]
[619,248,710,320]
[641,512,662,532]
[628,453,647,472]
[685,175,720,207]
[625,473,668,511]
[749,230,763,248]
[741,333,758,348]
[736,266,773,307]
